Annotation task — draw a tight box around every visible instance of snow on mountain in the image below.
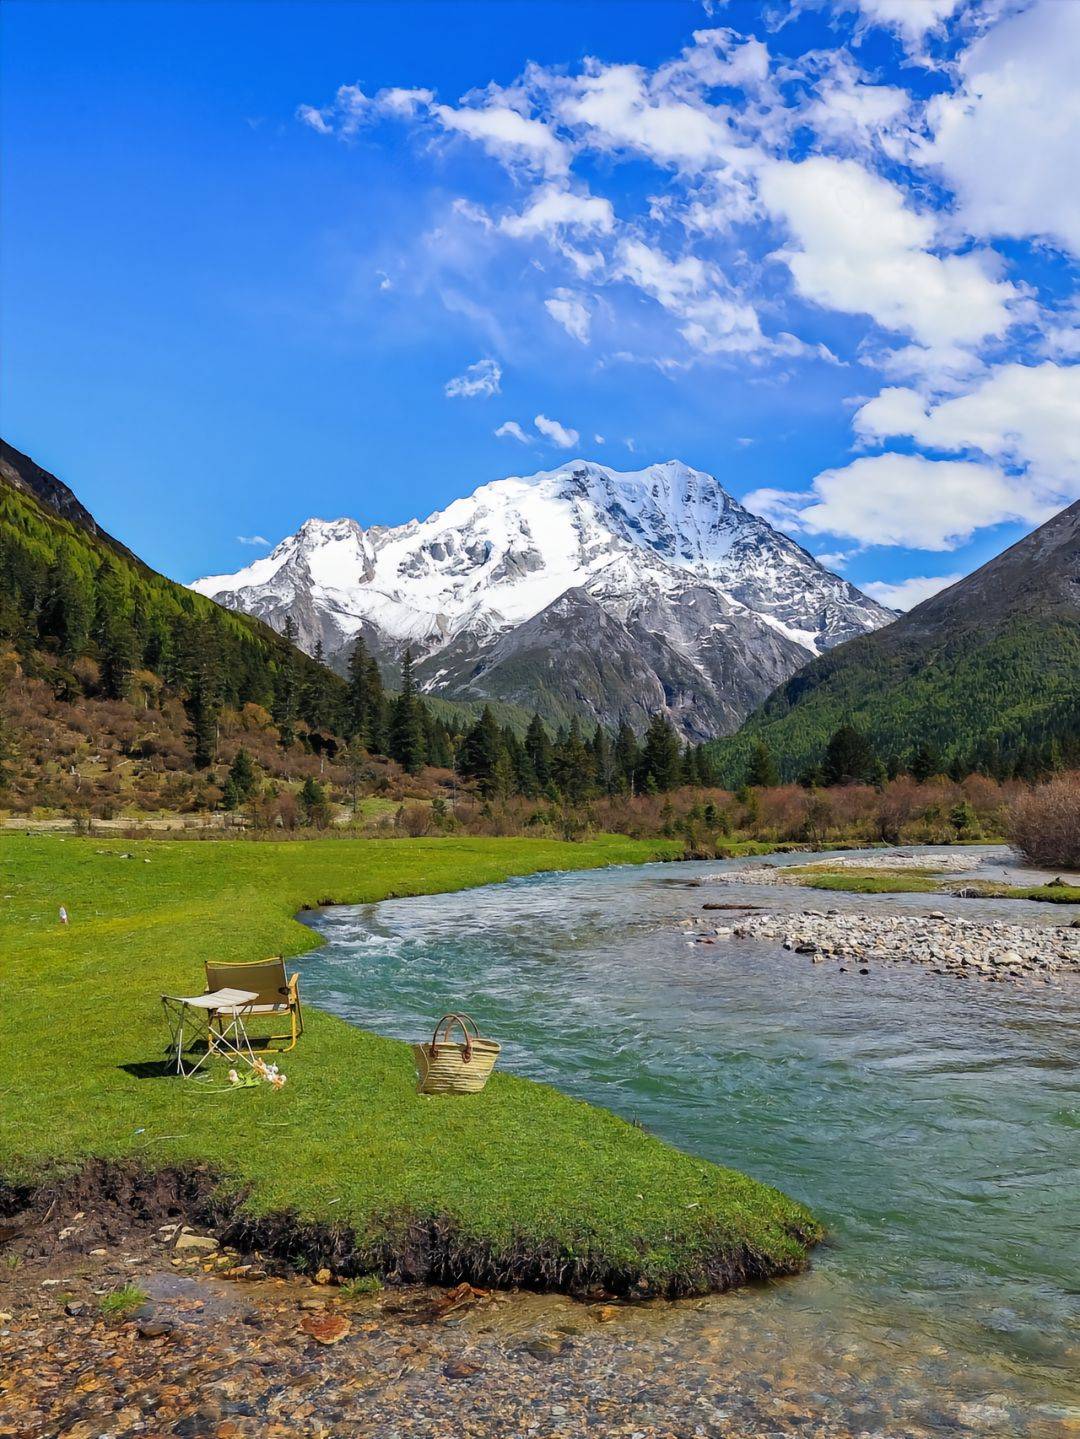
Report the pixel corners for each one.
[191,460,894,738]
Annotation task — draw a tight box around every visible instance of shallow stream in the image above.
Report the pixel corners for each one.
[303,846,1079,1434]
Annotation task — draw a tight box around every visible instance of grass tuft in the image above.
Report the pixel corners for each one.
[339,1274,383,1298]
[98,1284,147,1319]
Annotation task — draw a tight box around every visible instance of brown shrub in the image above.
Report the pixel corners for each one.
[1006,774,1080,869]
[395,802,434,837]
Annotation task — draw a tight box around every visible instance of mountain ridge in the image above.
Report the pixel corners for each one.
[192,458,893,739]
[709,498,1080,782]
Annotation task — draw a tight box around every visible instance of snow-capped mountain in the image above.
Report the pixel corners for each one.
[192,460,893,739]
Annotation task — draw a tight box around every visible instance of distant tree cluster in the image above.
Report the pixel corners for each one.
[340,635,718,802]
[452,705,716,802]
[742,714,1080,794]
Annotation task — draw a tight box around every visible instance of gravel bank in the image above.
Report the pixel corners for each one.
[692,909,1080,983]
[706,851,979,887]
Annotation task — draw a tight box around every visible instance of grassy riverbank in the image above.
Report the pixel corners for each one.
[0,833,820,1295]
[789,864,1080,903]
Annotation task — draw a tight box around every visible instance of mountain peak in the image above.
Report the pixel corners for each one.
[192,456,893,738]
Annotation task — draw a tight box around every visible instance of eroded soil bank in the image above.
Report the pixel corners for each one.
[0,1161,816,1304]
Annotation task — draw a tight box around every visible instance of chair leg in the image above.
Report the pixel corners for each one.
[280,1010,298,1052]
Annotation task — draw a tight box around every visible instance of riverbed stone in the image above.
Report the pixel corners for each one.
[694,901,1080,984]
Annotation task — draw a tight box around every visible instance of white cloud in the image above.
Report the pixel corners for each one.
[500,185,614,239]
[444,358,502,399]
[594,433,606,444]
[237,534,270,546]
[296,104,333,135]
[745,452,1048,550]
[815,549,853,570]
[1043,299,1080,361]
[854,361,1080,501]
[918,0,1080,257]
[846,0,964,47]
[296,83,372,138]
[534,413,580,448]
[494,420,530,443]
[799,52,910,153]
[758,156,1021,369]
[545,288,591,343]
[433,103,570,176]
[557,60,742,173]
[297,15,1072,409]
[862,573,963,610]
[377,87,434,117]
[614,237,766,354]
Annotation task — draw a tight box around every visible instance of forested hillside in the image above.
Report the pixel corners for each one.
[709,501,1080,786]
[0,443,715,818]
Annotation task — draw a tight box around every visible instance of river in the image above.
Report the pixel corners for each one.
[302,845,1079,1435]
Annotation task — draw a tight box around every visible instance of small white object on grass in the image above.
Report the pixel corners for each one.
[59,905,68,925]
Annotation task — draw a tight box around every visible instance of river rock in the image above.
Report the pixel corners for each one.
[174,1232,218,1254]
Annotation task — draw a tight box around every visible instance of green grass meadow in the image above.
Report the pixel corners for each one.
[0,832,820,1293]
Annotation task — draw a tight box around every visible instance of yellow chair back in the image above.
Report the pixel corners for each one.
[205,957,290,1007]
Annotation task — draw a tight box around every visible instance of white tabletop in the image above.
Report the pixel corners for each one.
[164,988,259,1010]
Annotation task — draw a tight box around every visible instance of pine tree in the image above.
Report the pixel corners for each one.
[366,656,387,753]
[299,775,332,827]
[614,721,640,794]
[345,635,373,743]
[555,717,592,803]
[640,713,682,792]
[590,723,613,793]
[425,715,454,770]
[388,648,426,774]
[510,737,539,797]
[222,747,257,809]
[908,740,942,783]
[693,746,715,786]
[300,638,333,731]
[100,614,137,700]
[746,737,779,788]
[176,616,224,768]
[822,725,874,786]
[41,547,91,658]
[272,617,300,749]
[524,713,553,790]
[457,706,504,795]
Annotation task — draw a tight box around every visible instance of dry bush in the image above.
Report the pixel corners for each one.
[1006,774,1080,869]
[395,802,434,837]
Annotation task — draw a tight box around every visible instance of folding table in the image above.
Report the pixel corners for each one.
[161,987,259,1078]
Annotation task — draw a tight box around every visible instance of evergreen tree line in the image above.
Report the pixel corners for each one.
[343,635,719,799]
[744,716,1080,792]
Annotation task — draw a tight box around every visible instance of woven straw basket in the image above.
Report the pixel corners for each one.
[413,1013,501,1095]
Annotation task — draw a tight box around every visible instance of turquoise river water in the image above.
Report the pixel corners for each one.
[303,846,1079,1435]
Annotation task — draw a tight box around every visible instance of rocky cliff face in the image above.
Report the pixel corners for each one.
[192,459,893,738]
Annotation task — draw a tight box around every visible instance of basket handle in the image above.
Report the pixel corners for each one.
[430,1012,479,1062]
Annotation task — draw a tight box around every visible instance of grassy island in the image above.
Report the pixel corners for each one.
[0,832,820,1296]
[788,862,1080,903]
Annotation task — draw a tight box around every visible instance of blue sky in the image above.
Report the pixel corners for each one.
[2,0,1077,607]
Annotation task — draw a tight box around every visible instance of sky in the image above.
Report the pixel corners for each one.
[2,0,1078,609]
